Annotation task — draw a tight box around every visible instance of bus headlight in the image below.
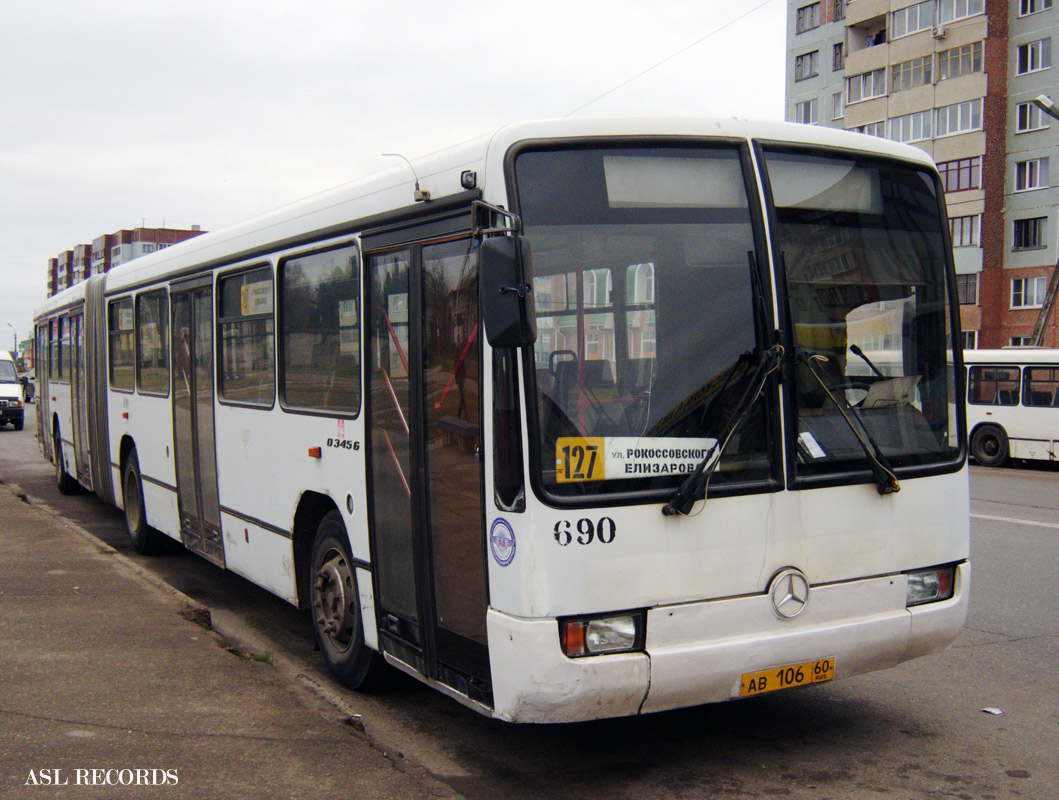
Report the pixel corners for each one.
[905,566,955,607]
[560,612,644,658]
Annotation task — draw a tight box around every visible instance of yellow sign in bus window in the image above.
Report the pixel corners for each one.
[555,438,606,483]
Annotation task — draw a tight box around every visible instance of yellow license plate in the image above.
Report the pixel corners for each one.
[739,657,835,697]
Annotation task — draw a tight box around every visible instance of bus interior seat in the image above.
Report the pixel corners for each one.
[619,358,654,391]
[582,359,614,387]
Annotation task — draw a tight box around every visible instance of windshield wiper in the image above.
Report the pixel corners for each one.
[662,344,783,516]
[798,350,900,495]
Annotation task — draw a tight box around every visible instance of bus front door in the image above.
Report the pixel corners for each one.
[171,282,224,567]
[365,231,490,698]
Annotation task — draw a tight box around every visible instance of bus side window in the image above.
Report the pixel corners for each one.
[1025,366,1059,407]
[136,290,170,396]
[218,266,275,407]
[279,243,360,415]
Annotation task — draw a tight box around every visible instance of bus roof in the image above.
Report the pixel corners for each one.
[35,116,938,315]
[964,348,1059,364]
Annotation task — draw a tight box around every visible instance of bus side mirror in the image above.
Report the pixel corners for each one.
[481,236,536,348]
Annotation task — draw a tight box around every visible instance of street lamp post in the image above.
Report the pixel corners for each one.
[1027,95,1059,347]
[5,323,14,354]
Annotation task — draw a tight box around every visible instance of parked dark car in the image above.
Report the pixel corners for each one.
[20,370,34,402]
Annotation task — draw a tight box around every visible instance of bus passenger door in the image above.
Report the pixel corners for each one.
[37,323,50,459]
[70,313,92,486]
[171,281,224,567]
[365,228,490,697]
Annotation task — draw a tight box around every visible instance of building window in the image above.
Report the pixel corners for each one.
[108,298,135,392]
[851,121,886,137]
[891,0,933,38]
[937,156,982,192]
[1025,367,1059,406]
[956,274,978,305]
[936,98,983,136]
[218,266,275,407]
[795,99,818,124]
[1014,217,1046,250]
[795,51,819,81]
[796,3,821,33]
[891,55,932,91]
[1010,336,1035,347]
[938,42,983,80]
[889,110,932,143]
[1016,101,1050,132]
[1015,158,1049,191]
[136,290,169,396]
[938,0,985,23]
[961,330,978,350]
[1017,39,1052,74]
[950,215,980,247]
[142,243,156,254]
[1019,0,1052,16]
[834,0,846,19]
[833,42,845,71]
[1011,276,1047,308]
[832,91,844,120]
[847,68,886,102]
[279,243,361,414]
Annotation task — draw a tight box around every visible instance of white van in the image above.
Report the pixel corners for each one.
[0,350,25,431]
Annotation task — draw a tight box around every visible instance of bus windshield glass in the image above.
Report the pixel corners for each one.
[514,145,773,498]
[763,148,961,477]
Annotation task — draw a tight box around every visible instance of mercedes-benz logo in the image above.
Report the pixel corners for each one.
[769,568,810,619]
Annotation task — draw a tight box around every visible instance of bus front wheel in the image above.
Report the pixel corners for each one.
[971,424,1009,467]
[310,511,386,690]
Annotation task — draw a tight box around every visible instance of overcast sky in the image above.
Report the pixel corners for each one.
[0,0,786,351]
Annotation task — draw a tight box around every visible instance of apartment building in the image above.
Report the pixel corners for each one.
[785,0,1059,349]
[47,225,205,298]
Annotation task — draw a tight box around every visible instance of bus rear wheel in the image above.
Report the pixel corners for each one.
[310,510,386,690]
[123,451,164,554]
[971,424,1008,467]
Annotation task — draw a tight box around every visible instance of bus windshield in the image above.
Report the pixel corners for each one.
[763,147,960,478]
[514,145,773,498]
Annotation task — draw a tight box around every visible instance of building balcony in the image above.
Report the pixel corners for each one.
[845,0,890,27]
[844,39,889,74]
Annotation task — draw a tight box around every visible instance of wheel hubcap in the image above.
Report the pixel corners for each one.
[314,550,355,648]
[126,473,141,529]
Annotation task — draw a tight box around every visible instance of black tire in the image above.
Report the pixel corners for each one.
[13,418,23,431]
[310,510,386,689]
[53,430,79,495]
[123,451,164,554]
[971,424,1008,467]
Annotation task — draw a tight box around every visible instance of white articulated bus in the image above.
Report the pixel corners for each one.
[34,117,970,723]
[964,348,1059,466]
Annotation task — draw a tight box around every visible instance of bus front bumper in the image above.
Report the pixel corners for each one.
[487,562,969,723]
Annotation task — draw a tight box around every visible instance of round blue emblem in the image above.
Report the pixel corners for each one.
[489,519,516,567]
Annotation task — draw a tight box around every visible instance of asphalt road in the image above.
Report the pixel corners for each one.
[2,403,1057,800]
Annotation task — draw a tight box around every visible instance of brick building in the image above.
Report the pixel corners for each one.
[48,225,205,298]
[785,0,1059,349]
